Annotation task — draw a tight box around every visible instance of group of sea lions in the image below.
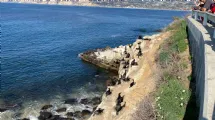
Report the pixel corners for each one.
[93,41,143,117]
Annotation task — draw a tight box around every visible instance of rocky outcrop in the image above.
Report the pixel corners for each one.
[79,48,120,72]
[79,35,158,73]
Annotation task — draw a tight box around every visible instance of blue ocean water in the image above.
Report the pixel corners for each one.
[1,3,189,106]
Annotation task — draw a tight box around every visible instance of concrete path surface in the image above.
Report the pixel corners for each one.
[205,23,215,120]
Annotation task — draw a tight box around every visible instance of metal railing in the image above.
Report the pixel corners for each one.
[192,10,215,38]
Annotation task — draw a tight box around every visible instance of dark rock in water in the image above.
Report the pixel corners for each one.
[17,118,29,120]
[82,109,92,118]
[73,111,82,118]
[22,118,30,120]
[64,98,78,105]
[91,97,101,105]
[56,108,67,113]
[66,112,74,117]
[0,108,7,112]
[85,105,90,108]
[50,115,60,120]
[41,104,53,110]
[80,98,90,105]
[38,111,52,120]
[51,115,74,120]
[57,117,74,120]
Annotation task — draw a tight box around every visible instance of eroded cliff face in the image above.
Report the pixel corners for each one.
[79,31,171,120]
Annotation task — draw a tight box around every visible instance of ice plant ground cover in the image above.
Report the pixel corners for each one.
[155,19,198,120]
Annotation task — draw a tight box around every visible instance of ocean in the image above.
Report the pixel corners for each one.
[0,3,189,119]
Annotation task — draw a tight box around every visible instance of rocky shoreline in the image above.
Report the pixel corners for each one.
[0,96,103,120]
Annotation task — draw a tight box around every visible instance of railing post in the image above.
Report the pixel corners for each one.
[192,10,194,18]
[203,13,208,26]
[195,11,198,20]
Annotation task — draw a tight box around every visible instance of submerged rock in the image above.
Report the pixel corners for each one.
[66,112,74,117]
[41,104,53,110]
[56,107,67,113]
[38,111,52,120]
[56,117,74,120]
[20,118,29,120]
[80,98,90,105]
[73,111,82,118]
[51,115,60,120]
[0,108,7,112]
[64,98,78,105]
[50,115,75,120]
[82,109,92,118]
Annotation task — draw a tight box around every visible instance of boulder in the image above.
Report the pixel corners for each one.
[66,112,74,117]
[81,109,92,118]
[55,117,74,120]
[22,118,30,120]
[0,108,7,112]
[50,115,60,120]
[73,111,82,118]
[64,98,78,105]
[41,104,53,110]
[56,108,67,113]
[80,98,89,105]
[38,111,52,120]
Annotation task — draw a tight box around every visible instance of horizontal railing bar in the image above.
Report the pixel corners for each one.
[192,10,215,38]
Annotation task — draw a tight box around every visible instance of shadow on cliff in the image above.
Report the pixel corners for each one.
[183,26,199,120]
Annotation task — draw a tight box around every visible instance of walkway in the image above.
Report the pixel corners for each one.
[187,16,215,120]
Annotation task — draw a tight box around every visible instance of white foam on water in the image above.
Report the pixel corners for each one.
[11,86,103,119]
[111,34,121,38]
[29,115,38,120]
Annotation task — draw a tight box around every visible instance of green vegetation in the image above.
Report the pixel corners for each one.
[156,75,190,120]
[156,19,193,120]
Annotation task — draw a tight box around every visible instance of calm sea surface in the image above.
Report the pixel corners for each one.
[1,2,189,114]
